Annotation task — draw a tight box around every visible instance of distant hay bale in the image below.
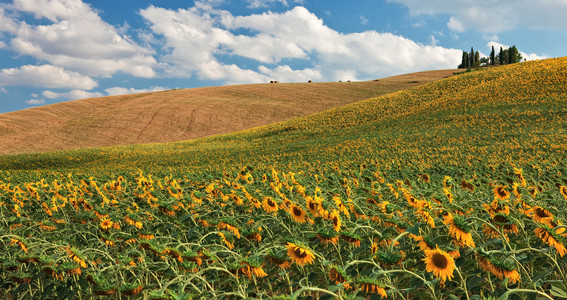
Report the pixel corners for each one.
[308,80,312,83]
[270,81,274,83]
[274,81,279,83]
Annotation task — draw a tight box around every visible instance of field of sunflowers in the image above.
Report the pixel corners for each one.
[1,57,567,299]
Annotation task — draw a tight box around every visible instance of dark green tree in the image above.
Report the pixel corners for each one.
[490,46,495,65]
[458,51,469,68]
[470,47,475,68]
[475,51,480,67]
[508,45,522,64]
[499,47,504,65]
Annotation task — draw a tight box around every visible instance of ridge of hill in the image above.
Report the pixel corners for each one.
[0,69,455,155]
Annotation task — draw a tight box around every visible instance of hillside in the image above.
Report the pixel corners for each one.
[1,58,564,175]
[0,69,455,155]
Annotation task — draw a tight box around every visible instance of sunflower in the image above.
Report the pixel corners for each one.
[444,214,475,247]
[527,206,554,223]
[262,197,278,213]
[306,196,323,217]
[375,250,404,267]
[341,232,362,247]
[286,242,315,266]
[329,209,342,232]
[423,247,455,284]
[477,255,520,284]
[560,186,567,200]
[357,277,388,298]
[535,226,567,257]
[316,229,339,245]
[289,205,307,223]
[99,218,113,231]
[328,265,352,290]
[420,173,430,183]
[413,235,435,252]
[493,185,510,201]
[267,252,291,269]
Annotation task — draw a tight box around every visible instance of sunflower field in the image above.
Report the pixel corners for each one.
[1,58,567,299]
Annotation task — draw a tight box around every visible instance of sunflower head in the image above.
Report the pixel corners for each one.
[423,247,455,284]
[290,205,307,223]
[356,276,388,298]
[285,242,315,266]
[375,249,404,266]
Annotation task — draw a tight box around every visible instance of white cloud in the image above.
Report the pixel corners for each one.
[244,0,304,9]
[5,0,157,78]
[25,98,45,105]
[446,17,464,32]
[487,41,547,61]
[141,4,461,84]
[104,86,168,96]
[42,89,103,99]
[0,64,98,89]
[390,0,567,33]
[359,15,369,25]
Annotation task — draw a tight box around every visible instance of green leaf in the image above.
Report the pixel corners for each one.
[551,283,567,298]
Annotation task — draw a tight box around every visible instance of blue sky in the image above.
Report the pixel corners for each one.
[0,0,565,113]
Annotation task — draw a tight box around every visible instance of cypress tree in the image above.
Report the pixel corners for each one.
[499,47,504,65]
[490,46,495,65]
[470,47,474,68]
[475,51,480,67]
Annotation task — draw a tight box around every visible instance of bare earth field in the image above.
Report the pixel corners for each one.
[0,69,456,154]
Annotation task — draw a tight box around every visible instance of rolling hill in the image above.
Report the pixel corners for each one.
[0,69,455,155]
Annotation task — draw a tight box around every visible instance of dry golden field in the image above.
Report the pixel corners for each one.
[0,69,455,155]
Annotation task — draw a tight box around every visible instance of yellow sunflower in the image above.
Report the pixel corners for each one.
[423,247,455,284]
[329,209,342,232]
[477,255,520,284]
[357,277,388,298]
[328,265,352,290]
[561,186,567,200]
[286,242,315,266]
[535,226,567,257]
[100,218,114,231]
[444,214,475,247]
[289,205,307,223]
[493,185,510,201]
[262,197,278,213]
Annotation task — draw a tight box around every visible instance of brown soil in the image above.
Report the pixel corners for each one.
[0,69,457,155]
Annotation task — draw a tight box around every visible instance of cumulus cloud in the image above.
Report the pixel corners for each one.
[5,0,157,77]
[42,89,103,99]
[0,64,98,89]
[245,0,304,9]
[390,0,567,33]
[104,86,168,96]
[25,98,45,105]
[141,4,461,84]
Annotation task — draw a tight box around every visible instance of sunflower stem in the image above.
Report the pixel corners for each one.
[455,267,469,300]
[500,288,553,300]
